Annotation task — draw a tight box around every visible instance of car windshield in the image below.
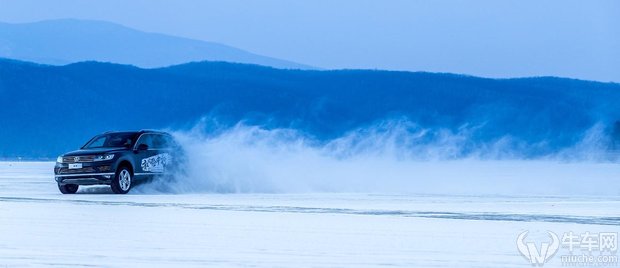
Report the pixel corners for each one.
[82,133,136,149]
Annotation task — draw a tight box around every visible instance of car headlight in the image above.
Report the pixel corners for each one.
[56,156,63,163]
[93,154,115,161]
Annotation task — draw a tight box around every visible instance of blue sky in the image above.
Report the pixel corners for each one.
[0,0,618,82]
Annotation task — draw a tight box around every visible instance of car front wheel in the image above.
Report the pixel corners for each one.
[111,167,132,194]
[58,183,79,194]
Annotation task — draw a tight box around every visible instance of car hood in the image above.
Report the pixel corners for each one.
[63,147,127,156]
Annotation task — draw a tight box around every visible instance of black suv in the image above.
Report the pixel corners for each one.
[54,130,181,194]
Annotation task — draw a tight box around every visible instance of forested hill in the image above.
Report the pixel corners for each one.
[1,58,619,158]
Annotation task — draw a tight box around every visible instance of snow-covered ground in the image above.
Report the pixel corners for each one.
[0,162,618,267]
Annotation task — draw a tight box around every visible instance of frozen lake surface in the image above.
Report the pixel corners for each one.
[0,162,618,267]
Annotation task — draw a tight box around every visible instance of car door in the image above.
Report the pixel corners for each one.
[134,134,159,175]
[151,134,173,174]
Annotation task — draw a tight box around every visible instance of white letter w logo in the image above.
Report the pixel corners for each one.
[516,231,560,266]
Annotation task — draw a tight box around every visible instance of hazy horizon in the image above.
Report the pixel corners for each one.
[0,0,618,82]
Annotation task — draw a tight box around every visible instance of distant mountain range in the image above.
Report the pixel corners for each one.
[1,58,619,158]
[0,19,313,69]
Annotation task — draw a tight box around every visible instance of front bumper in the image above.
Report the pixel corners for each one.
[55,173,115,185]
[55,162,115,185]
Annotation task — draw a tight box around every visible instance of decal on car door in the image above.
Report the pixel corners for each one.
[141,153,171,172]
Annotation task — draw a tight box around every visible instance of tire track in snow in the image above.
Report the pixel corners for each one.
[1,196,618,226]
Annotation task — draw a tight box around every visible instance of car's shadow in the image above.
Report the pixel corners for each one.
[74,180,165,194]
[76,185,114,194]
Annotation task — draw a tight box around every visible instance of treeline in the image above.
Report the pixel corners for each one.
[1,59,619,157]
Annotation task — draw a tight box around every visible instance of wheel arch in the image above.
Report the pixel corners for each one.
[117,160,134,175]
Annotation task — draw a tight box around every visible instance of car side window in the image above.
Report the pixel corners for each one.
[136,134,154,149]
[152,135,166,149]
[163,135,176,149]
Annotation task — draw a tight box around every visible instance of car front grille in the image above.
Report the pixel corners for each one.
[60,167,97,174]
[62,155,96,163]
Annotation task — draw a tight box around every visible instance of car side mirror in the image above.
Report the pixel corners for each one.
[136,144,149,151]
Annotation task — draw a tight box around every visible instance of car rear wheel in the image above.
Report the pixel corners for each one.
[58,183,79,194]
[111,167,132,194]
